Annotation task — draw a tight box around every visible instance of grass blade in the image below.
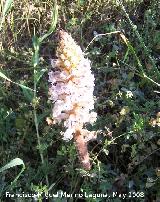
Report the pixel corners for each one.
[2,0,13,16]
[0,0,13,30]
[39,2,58,43]
[0,71,34,91]
[0,72,12,82]
[0,158,25,188]
[0,158,24,173]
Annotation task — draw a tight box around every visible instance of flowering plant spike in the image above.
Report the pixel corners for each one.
[48,30,97,170]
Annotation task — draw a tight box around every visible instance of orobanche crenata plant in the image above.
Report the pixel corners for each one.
[48,30,97,170]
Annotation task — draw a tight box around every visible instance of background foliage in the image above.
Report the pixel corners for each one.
[0,0,160,201]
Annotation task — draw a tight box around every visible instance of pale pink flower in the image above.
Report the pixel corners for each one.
[48,31,97,141]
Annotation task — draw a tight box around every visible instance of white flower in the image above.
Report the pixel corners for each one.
[48,30,97,140]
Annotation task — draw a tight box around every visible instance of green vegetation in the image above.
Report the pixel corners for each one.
[0,0,160,201]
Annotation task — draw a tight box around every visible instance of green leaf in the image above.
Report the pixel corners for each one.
[19,83,34,91]
[0,71,11,82]
[32,35,40,52]
[37,110,50,124]
[0,158,25,187]
[21,84,34,102]
[15,117,26,129]
[2,0,13,16]
[39,2,58,43]
[0,158,24,173]
[35,68,47,84]
[0,0,13,30]
[0,71,34,91]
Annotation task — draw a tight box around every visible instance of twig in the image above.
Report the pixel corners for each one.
[84,31,121,53]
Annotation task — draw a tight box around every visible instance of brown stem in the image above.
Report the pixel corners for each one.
[74,130,91,170]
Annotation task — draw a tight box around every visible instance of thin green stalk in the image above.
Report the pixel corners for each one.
[31,1,58,187]
[33,107,49,186]
[84,31,121,53]
[32,36,49,186]
[143,74,160,87]
[119,33,144,73]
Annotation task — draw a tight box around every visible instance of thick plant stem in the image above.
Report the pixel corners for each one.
[74,130,91,170]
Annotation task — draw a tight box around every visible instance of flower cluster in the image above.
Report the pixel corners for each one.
[48,30,97,141]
